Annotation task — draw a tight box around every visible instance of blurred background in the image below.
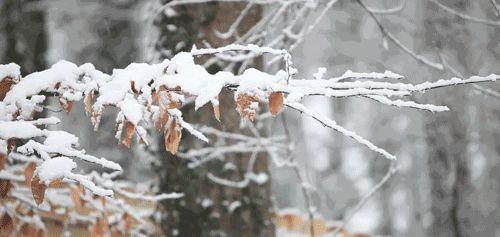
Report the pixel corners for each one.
[1,0,499,236]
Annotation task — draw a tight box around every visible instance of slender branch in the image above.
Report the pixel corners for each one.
[430,0,500,26]
[355,0,444,70]
[332,162,398,237]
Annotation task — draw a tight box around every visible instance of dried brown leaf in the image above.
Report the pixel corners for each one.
[0,212,14,236]
[24,162,36,186]
[164,119,181,155]
[31,176,46,205]
[130,81,139,94]
[0,77,14,101]
[0,179,12,198]
[7,139,16,154]
[236,93,258,121]
[19,223,38,237]
[84,91,94,115]
[155,107,169,131]
[70,186,85,214]
[122,121,135,149]
[0,153,6,171]
[269,92,284,116]
[92,217,108,237]
[212,100,220,122]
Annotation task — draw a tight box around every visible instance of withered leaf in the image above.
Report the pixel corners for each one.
[122,121,135,149]
[19,223,39,237]
[155,107,169,131]
[24,162,36,187]
[269,92,284,116]
[92,217,108,237]
[84,91,94,115]
[0,179,12,198]
[0,212,14,236]
[70,186,85,214]
[164,119,181,155]
[0,77,14,101]
[236,93,258,121]
[0,153,6,171]
[31,176,46,205]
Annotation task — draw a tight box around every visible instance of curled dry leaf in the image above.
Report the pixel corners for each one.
[269,92,284,116]
[123,212,139,234]
[122,121,135,149]
[236,93,259,121]
[70,186,85,214]
[92,217,109,237]
[0,179,12,198]
[212,98,220,122]
[130,81,139,94]
[49,178,64,188]
[0,153,6,171]
[7,139,16,154]
[59,98,73,113]
[156,107,169,131]
[164,119,181,155]
[84,91,94,115]
[24,162,36,187]
[0,212,14,236]
[0,77,15,101]
[31,176,46,205]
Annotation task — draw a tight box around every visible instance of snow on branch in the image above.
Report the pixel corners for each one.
[0,44,497,235]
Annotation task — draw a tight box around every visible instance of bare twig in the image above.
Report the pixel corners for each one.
[355,0,444,70]
[332,162,398,237]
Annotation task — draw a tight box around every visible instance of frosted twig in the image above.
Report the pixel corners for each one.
[355,0,444,70]
[430,0,500,26]
[332,162,398,237]
[286,102,397,160]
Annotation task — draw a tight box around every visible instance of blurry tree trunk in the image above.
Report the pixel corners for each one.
[422,1,475,236]
[0,0,47,73]
[153,1,273,236]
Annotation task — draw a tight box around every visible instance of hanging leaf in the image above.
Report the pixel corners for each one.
[31,176,46,205]
[92,217,108,237]
[7,139,16,154]
[70,186,85,214]
[84,91,94,115]
[236,93,259,121]
[19,223,39,237]
[213,104,221,122]
[49,178,64,188]
[123,212,139,234]
[212,97,220,122]
[0,77,15,101]
[269,92,284,116]
[0,179,12,198]
[155,107,169,131]
[24,162,36,186]
[130,81,139,94]
[59,98,73,113]
[122,121,135,149]
[0,153,6,171]
[0,212,14,236]
[164,119,181,155]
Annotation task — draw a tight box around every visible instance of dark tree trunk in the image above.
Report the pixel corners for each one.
[0,0,47,73]
[422,1,475,236]
[153,1,274,236]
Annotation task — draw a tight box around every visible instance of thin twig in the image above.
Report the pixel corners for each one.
[355,0,444,70]
[332,162,398,237]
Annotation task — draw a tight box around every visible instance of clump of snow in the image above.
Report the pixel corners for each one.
[4,61,80,104]
[44,131,79,148]
[120,97,143,125]
[36,157,76,183]
[0,63,21,82]
[0,121,45,139]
